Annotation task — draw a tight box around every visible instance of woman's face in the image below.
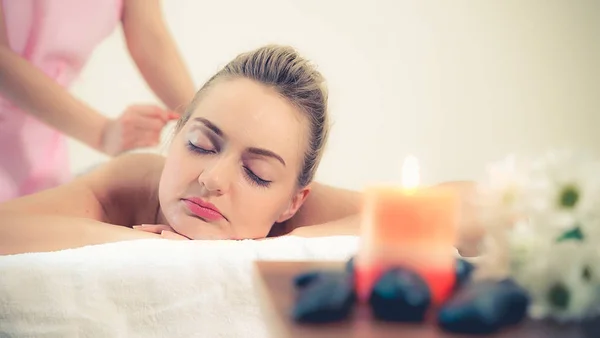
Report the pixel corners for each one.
[158,78,310,239]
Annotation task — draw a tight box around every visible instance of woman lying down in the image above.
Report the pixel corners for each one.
[0,45,481,256]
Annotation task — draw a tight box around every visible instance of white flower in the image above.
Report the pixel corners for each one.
[474,218,540,280]
[524,151,600,240]
[506,220,547,272]
[475,155,530,221]
[470,155,535,279]
[471,154,534,252]
[513,241,600,322]
[474,150,600,323]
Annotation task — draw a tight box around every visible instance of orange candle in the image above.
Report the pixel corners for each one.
[355,156,458,305]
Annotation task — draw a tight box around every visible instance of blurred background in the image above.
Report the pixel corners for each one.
[68,0,600,190]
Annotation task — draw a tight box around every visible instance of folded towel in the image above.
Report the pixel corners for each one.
[0,236,359,338]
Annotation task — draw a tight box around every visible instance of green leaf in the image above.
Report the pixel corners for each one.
[556,226,584,242]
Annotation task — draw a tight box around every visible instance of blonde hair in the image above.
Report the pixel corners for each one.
[177,45,330,187]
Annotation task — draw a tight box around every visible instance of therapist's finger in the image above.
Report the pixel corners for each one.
[127,105,172,123]
[133,116,166,132]
[168,111,180,120]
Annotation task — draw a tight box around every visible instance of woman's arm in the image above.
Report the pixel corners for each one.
[0,213,159,256]
[286,181,484,255]
[0,154,165,255]
[284,183,362,231]
[122,0,196,112]
[288,214,360,238]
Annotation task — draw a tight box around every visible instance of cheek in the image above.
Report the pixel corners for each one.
[162,147,198,193]
[158,158,178,205]
[231,187,294,237]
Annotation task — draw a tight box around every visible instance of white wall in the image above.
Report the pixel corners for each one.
[68,0,600,190]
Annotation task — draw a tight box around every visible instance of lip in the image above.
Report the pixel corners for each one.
[182,197,225,222]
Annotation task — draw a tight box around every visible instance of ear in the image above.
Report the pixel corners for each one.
[276,186,311,223]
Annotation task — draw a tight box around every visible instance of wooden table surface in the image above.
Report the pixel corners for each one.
[254,261,600,338]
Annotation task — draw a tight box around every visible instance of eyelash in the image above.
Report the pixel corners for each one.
[186,141,272,188]
[186,141,214,155]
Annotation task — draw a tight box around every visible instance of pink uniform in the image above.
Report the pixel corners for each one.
[0,0,123,202]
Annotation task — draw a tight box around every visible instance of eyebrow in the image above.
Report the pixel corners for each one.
[194,117,223,137]
[248,147,286,167]
[193,117,287,167]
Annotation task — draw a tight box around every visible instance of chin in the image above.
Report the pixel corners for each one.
[173,217,232,240]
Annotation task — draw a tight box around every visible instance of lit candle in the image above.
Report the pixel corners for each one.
[355,155,458,305]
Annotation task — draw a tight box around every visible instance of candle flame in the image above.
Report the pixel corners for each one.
[401,155,420,190]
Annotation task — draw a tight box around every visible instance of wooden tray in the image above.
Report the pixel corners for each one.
[254,261,600,338]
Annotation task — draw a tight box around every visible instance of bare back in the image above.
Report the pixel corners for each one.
[0,153,166,227]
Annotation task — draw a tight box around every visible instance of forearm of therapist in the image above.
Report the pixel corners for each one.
[122,0,196,112]
[0,47,110,151]
[0,213,160,256]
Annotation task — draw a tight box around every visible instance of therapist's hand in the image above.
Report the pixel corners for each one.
[101,105,179,156]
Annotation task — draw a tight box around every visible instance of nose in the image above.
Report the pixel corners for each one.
[197,156,234,195]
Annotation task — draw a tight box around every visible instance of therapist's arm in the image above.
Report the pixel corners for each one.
[122,0,196,112]
[0,3,109,151]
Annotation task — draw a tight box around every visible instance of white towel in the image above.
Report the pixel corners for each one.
[0,236,359,338]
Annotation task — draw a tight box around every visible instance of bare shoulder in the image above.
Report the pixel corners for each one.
[0,153,166,226]
[83,153,166,225]
[87,152,165,179]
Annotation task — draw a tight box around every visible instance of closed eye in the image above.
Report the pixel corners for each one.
[187,141,215,154]
[243,167,271,188]
[187,141,271,188]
